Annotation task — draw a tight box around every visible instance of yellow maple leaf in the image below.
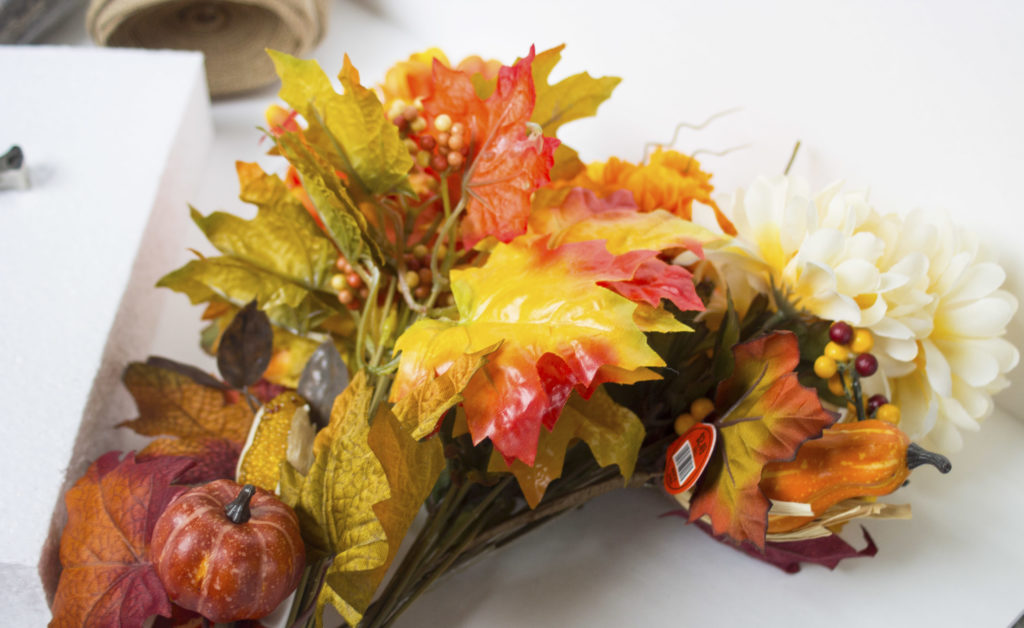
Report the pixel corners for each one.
[489,387,644,507]
[392,236,687,466]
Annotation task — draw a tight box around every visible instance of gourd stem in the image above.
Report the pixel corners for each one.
[225,484,256,524]
[906,444,952,473]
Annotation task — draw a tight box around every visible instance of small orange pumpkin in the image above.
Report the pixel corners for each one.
[150,480,305,622]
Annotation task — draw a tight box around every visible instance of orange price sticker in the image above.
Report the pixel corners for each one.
[663,423,717,495]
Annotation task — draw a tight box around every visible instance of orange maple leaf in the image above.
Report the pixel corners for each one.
[424,47,560,248]
[688,331,837,549]
[50,452,192,628]
[559,149,737,235]
[119,363,254,482]
[120,362,254,445]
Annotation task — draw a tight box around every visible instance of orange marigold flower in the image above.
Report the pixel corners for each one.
[564,149,736,235]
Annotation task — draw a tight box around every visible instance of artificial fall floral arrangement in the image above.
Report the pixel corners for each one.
[49,45,1018,627]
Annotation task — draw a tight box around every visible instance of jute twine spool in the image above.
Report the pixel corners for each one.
[86,0,329,97]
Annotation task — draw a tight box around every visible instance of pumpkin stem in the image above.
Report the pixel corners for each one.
[906,444,952,474]
[226,484,256,524]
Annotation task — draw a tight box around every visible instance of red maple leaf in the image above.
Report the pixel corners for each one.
[425,47,559,248]
[50,452,193,628]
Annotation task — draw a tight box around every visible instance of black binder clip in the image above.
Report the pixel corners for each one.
[0,145,29,190]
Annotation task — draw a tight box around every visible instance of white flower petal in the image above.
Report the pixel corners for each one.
[892,372,937,441]
[806,294,862,325]
[936,338,1000,387]
[871,316,915,340]
[933,251,973,295]
[797,229,845,266]
[953,377,993,419]
[780,197,812,253]
[846,232,884,263]
[922,340,952,397]
[946,262,1006,305]
[877,271,910,293]
[859,293,889,326]
[834,259,880,295]
[936,295,1015,338]
[887,252,929,284]
[815,180,844,215]
[879,336,919,362]
[798,260,836,297]
[940,396,980,432]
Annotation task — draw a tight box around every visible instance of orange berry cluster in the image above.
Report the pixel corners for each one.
[389,100,470,175]
[814,322,900,424]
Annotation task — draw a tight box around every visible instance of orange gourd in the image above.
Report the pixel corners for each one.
[760,420,950,533]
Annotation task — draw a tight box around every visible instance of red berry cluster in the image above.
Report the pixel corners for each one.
[403,243,436,301]
[815,321,900,423]
[331,256,367,310]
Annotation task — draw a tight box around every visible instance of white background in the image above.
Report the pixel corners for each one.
[39,0,1024,625]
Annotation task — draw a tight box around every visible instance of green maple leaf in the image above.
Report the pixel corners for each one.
[531,44,620,180]
[268,51,413,197]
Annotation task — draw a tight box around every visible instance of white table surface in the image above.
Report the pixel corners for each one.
[39,1,1024,626]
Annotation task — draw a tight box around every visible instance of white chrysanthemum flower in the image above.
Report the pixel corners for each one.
[708,176,1018,454]
[706,176,889,325]
[876,209,1018,453]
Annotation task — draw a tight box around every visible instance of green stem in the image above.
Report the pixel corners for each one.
[369,277,397,369]
[353,264,381,371]
[362,481,468,627]
[845,364,867,422]
[380,513,492,627]
[423,196,467,314]
[783,140,801,175]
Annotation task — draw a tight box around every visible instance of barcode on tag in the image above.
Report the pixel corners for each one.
[672,440,695,485]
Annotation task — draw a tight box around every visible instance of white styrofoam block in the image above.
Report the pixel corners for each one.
[0,46,212,621]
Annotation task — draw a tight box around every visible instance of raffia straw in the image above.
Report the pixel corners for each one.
[672,490,912,542]
[86,0,329,97]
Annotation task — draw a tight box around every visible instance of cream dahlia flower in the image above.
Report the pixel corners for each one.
[873,209,1018,452]
[706,175,1018,453]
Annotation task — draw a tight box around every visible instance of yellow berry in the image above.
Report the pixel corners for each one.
[329,274,346,291]
[827,373,845,396]
[412,243,429,259]
[403,138,418,153]
[387,99,407,120]
[410,116,427,133]
[404,270,420,289]
[690,397,714,421]
[416,150,431,167]
[674,413,697,435]
[433,113,453,132]
[824,341,850,362]
[876,404,901,424]
[814,355,838,379]
[851,329,874,353]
